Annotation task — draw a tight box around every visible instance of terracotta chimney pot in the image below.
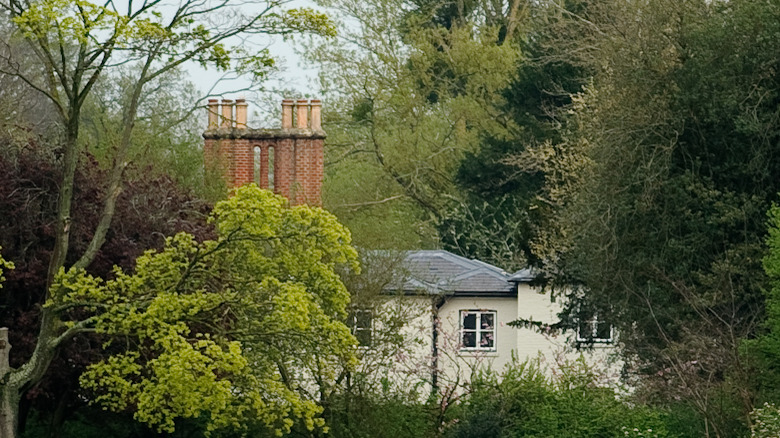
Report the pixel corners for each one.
[221,99,233,129]
[235,98,248,129]
[296,98,309,129]
[207,99,219,129]
[281,99,294,129]
[310,99,322,130]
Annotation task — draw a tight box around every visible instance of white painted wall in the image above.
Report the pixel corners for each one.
[350,295,434,396]
[513,284,620,381]
[355,287,620,396]
[435,296,518,386]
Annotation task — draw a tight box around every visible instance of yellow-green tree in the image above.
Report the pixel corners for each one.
[2,186,359,436]
[0,1,334,436]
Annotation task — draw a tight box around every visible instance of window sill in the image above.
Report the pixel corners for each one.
[575,340,614,349]
[458,350,499,357]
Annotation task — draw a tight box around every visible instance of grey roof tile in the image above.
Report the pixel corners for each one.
[508,268,535,283]
[388,250,516,295]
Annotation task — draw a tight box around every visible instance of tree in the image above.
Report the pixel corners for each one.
[3,185,360,436]
[439,0,587,270]
[79,66,217,197]
[306,0,519,248]
[521,0,780,434]
[281,250,440,438]
[753,205,780,403]
[0,1,334,436]
[0,142,216,435]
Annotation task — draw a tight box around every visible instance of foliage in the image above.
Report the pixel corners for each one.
[322,393,435,438]
[439,195,535,272]
[0,1,335,436]
[440,1,586,270]
[0,247,12,286]
[446,359,670,438]
[307,0,519,248]
[43,185,359,434]
[753,204,780,403]
[79,66,219,197]
[274,250,437,437]
[516,0,780,433]
[0,143,214,433]
[750,403,780,438]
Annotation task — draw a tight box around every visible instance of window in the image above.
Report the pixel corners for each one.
[577,314,613,343]
[348,309,372,347]
[460,310,496,351]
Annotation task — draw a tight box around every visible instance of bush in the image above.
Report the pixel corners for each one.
[446,359,671,438]
[750,403,780,438]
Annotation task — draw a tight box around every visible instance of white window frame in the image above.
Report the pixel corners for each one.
[576,314,613,344]
[348,309,373,347]
[460,310,497,352]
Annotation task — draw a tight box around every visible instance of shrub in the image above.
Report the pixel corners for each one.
[446,359,670,438]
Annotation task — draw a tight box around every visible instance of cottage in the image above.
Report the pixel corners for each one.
[204,99,615,392]
[353,250,615,392]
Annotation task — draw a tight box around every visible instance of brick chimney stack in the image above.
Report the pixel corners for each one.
[203,98,325,206]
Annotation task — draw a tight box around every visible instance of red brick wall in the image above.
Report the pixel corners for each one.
[232,139,253,188]
[293,138,324,206]
[259,144,270,189]
[204,133,324,206]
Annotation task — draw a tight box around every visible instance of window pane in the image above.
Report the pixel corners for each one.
[463,313,476,330]
[596,321,612,340]
[356,329,371,346]
[480,332,494,349]
[356,311,372,329]
[578,320,593,339]
[462,331,476,348]
[481,313,494,329]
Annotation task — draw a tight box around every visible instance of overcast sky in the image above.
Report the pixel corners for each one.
[182,1,324,127]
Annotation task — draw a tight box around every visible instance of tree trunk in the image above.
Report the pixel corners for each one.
[47,126,80,287]
[0,383,20,438]
[1,311,65,438]
[1,327,20,438]
[48,386,73,438]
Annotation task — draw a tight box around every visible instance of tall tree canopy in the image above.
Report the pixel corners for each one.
[522,0,780,433]
[440,0,587,270]
[307,0,520,249]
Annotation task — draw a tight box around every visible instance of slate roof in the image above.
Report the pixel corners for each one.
[508,268,535,283]
[389,250,517,296]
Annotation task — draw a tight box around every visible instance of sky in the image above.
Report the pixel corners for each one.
[186,37,319,98]
[181,1,324,127]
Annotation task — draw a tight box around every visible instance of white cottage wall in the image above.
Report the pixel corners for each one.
[435,296,518,385]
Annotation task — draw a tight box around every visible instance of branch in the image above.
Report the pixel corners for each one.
[72,46,157,270]
[50,318,98,349]
[331,195,404,209]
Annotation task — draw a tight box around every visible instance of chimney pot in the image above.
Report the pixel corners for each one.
[221,99,234,129]
[235,98,248,129]
[310,99,322,131]
[296,98,309,129]
[281,99,294,129]
[207,99,219,130]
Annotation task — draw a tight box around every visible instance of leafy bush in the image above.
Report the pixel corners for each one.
[322,393,435,438]
[446,359,670,438]
[751,403,780,438]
